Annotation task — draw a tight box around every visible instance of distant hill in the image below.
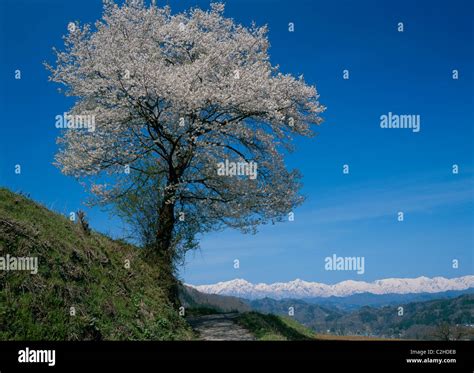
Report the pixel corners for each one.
[249,295,474,340]
[304,289,474,311]
[247,298,345,334]
[180,284,251,313]
[336,294,474,340]
[0,188,193,340]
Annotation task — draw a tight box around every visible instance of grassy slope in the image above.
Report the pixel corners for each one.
[236,312,317,340]
[0,188,193,340]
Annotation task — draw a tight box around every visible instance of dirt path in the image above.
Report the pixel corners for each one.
[187,313,256,341]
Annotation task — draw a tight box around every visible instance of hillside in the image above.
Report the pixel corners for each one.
[235,312,317,340]
[248,298,345,333]
[303,289,474,311]
[180,284,251,314]
[249,295,474,340]
[0,188,193,340]
[340,294,474,339]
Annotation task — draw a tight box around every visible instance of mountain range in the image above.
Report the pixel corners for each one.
[186,275,474,339]
[190,276,474,300]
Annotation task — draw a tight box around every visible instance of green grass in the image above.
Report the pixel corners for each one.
[236,312,317,340]
[0,188,194,340]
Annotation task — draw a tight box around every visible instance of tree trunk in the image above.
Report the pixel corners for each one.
[146,195,180,307]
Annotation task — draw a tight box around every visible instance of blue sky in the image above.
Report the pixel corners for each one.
[1,0,473,285]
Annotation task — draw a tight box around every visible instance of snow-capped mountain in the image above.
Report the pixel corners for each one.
[189,276,474,300]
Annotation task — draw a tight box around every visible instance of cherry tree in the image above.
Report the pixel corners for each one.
[46,0,324,302]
